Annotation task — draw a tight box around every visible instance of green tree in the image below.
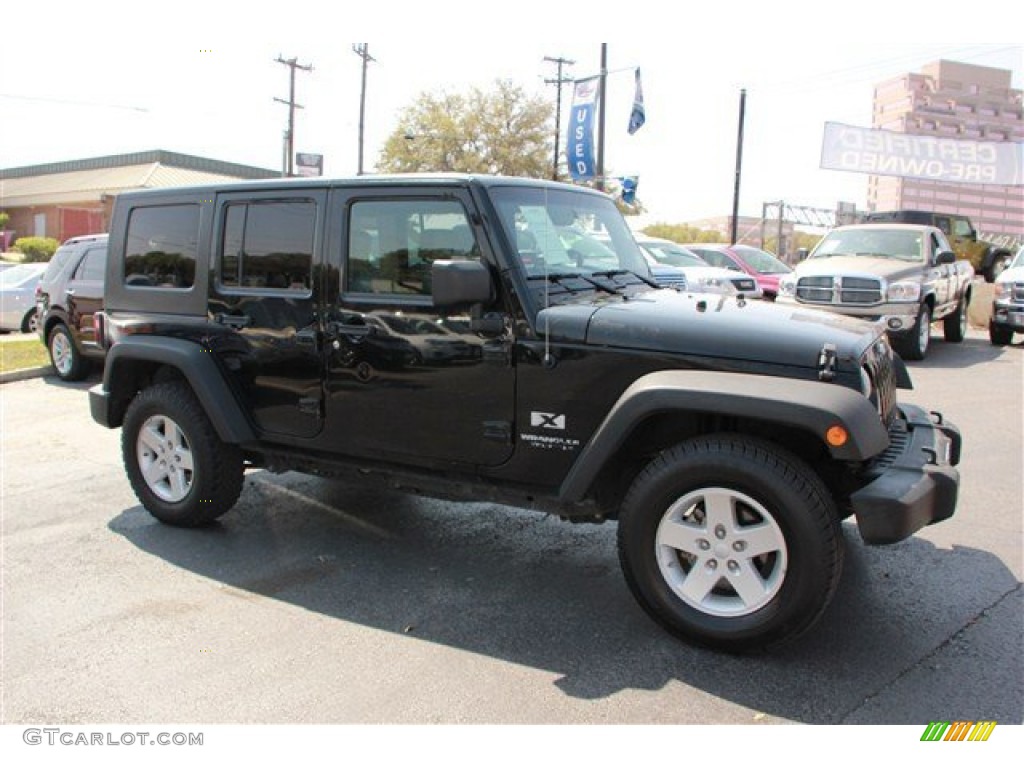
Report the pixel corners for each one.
[377,79,552,177]
[641,223,722,244]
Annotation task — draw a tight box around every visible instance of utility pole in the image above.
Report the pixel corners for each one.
[352,44,375,176]
[730,88,747,245]
[543,55,575,181]
[595,44,608,191]
[274,55,313,177]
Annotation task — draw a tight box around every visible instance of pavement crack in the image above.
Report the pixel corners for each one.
[838,582,1023,724]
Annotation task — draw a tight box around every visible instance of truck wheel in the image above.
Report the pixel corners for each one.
[984,253,1011,283]
[989,321,1014,346]
[48,323,88,381]
[942,297,968,343]
[896,304,932,361]
[617,435,843,652]
[122,381,244,527]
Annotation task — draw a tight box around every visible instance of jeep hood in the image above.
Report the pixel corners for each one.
[797,256,924,281]
[536,289,880,369]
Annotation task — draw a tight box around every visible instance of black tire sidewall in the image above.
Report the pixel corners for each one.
[619,437,840,651]
[122,383,227,526]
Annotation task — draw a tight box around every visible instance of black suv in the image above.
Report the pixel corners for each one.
[89,175,962,652]
[37,233,108,380]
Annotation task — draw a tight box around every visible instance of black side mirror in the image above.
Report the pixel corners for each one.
[432,260,493,307]
[936,250,956,265]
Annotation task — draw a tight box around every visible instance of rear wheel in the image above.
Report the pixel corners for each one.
[122,382,243,527]
[985,253,1011,283]
[48,323,88,381]
[617,435,843,652]
[20,308,39,334]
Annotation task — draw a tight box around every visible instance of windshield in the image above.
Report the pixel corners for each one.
[811,228,924,262]
[1011,246,1024,270]
[732,245,792,274]
[490,186,651,281]
[639,241,707,268]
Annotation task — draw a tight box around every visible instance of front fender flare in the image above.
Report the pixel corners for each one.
[559,369,887,502]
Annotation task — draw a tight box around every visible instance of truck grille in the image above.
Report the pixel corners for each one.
[796,275,883,305]
[1012,282,1024,303]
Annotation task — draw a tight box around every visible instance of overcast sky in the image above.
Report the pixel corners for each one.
[1,2,1021,229]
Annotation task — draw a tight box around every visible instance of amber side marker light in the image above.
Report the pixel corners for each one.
[826,425,849,447]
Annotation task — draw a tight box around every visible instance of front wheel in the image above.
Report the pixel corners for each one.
[896,304,932,361]
[617,435,843,652]
[122,382,244,527]
[989,321,1014,346]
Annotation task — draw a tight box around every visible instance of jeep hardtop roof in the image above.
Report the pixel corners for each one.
[113,173,607,201]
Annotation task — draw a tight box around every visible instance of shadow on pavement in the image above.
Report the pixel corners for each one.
[109,470,1021,724]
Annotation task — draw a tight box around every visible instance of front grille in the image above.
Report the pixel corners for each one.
[1012,282,1024,303]
[796,275,882,305]
[864,338,898,427]
[731,278,757,292]
[656,273,687,289]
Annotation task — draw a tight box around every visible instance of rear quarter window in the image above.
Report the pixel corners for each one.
[124,205,199,289]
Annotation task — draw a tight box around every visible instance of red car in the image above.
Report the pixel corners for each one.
[684,243,792,301]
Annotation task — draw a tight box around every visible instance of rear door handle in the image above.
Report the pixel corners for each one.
[215,313,252,329]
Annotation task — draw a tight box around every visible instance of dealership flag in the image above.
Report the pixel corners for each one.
[628,68,645,135]
[568,77,600,181]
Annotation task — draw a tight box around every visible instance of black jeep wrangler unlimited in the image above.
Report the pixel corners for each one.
[90,175,961,652]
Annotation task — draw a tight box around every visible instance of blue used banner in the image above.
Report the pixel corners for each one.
[568,77,600,181]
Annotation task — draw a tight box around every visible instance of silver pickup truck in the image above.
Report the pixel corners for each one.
[777,223,974,360]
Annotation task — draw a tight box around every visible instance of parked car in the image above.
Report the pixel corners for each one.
[777,223,974,360]
[684,243,792,301]
[635,236,762,298]
[863,210,1012,282]
[989,246,1024,346]
[36,233,108,380]
[0,263,47,333]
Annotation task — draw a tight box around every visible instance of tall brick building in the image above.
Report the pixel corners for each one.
[868,60,1023,242]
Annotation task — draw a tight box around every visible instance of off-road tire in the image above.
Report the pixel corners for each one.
[122,381,244,527]
[617,434,843,653]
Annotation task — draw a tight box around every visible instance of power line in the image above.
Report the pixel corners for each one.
[274,55,313,177]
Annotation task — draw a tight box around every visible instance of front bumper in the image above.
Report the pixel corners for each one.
[991,301,1024,330]
[851,403,961,545]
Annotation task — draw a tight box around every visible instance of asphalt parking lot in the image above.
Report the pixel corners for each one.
[1,328,1021,729]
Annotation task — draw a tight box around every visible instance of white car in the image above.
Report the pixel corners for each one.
[0,263,46,333]
[635,237,762,298]
[989,245,1024,346]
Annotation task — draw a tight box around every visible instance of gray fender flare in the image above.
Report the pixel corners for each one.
[101,336,256,444]
[559,369,888,502]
